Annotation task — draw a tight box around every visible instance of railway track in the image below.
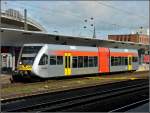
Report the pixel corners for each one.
[2,79,149,112]
[108,98,149,112]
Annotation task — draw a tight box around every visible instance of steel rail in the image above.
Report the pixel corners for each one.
[2,79,148,112]
[2,79,147,103]
[34,84,149,112]
[108,98,149,112]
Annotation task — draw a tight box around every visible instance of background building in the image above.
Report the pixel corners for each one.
[108,34,149,45]
[1,9,46,32]
[1,9,46,73]
[108,29,150,65]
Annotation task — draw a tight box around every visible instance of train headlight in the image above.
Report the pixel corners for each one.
[19,62,22,64]
[25,71,28,75]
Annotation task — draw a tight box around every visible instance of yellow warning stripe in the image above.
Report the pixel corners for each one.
[17,65,32,71]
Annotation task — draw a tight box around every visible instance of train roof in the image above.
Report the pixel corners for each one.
[23,44,45,46]
[2,28,149,51]
[109,48,138,53]
[23,43,138,52]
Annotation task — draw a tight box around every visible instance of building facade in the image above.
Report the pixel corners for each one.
[1,9,46,73]
[108,34,150,64]
[108,34,149,45]
[1,9,46,32]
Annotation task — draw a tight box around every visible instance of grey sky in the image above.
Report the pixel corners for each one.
[2,1,149,39]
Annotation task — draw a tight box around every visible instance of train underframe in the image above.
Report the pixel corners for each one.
[11,70,42,82]
[11,69,136,82]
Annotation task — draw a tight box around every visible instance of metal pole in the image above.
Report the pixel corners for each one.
[24,9,28,30]
[93,26,96,38]
[12,47,16,71]
[90,17,96,39]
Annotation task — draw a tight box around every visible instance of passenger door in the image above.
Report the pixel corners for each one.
[128,56,132,70]
[98,47,110,73]
[64,53,72,76]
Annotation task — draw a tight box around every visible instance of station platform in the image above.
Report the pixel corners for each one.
[0,74,11,84]
[137,64,149,72]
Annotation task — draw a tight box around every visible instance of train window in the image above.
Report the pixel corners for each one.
[68,56,71,68]
[50,56,56,65]
[111,56,114,66]
[22,46,42,54]
[84,56,88,67]
[93,56,98,67]
[117,57,120,66]
[118,57,122,65]
[39,54,48,65]
[78,56,83,68]
[121,57,125,65]
[113,57,117,66]
[135,57,138,62]
[72,57,78,68]
[125,57,128,65]
[124,57,126,65]
[20,57,35,65]
[132,57,135,62]
[114,57,119,66]
[65,56,67,68]
[57,56,63,65]
[89,57,94,67]
[133,57,138,62]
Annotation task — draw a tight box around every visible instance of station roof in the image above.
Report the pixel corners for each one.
[1,28,149,50]
[1,11,46,32]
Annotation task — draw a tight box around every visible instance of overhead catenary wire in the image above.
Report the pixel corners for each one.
[2,1,148,35]
[97,1,148,20]
[3,1,147,29]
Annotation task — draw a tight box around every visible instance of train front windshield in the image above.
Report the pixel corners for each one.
[20,57,35,65]
[19,46,42,65]
[22,46,42,54]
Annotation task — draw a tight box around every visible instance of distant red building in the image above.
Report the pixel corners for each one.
[108,34,150,45]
